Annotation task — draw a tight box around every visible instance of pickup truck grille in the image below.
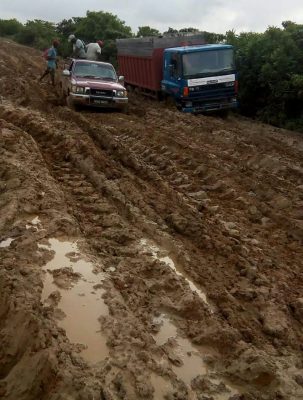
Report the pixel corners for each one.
[90,89,113,97]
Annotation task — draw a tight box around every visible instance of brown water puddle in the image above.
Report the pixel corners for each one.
[140,239,213,310]
[150,374,173,400]
[153,314,239,400]
[153,314,207,383]
[39,238,109,364]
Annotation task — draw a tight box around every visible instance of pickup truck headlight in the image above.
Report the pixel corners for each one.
[116,90,126,97]
[76,86,85,94]
[71,85,85,94]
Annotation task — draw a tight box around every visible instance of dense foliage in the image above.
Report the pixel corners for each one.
[1,13,303,131]
[137,26,160,37]
[226,23,303,130]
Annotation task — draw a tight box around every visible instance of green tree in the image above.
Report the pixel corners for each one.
[0,18,23,36]
[73,11,132,42]
[179,27,199,34]
[136,26,160,37]
[163,27,178,35]
[227,22,303,129]
[204,31,225,43]
[71,11,133,64]
[15,19,58,50]
[56,18,76,36]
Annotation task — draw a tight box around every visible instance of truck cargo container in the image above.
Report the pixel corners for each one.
[116,35,238,113]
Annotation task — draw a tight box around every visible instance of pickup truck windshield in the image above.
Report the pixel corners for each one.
[182,49,234,78]
[73,62,117,80]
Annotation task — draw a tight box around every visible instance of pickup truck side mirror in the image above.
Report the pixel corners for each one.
[62,69,71,77]
[118,76,125,84]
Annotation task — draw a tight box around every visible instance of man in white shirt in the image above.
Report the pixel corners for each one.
[86,40,103,61]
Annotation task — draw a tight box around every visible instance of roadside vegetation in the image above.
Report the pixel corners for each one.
[1,12,303,131]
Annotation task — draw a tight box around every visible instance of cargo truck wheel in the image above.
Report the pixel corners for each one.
[217,109,229,119]
[164,95,176,108]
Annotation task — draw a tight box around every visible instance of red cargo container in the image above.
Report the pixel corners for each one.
[117,48,164,92]
[116,35,205,94]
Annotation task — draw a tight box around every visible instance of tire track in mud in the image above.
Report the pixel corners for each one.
[60,105,303,315]
[1,102,303,331]
[0,103,247,399]
[1,98,303,399]
[1,38,303,399]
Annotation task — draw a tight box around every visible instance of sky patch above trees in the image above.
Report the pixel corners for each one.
[0,0,303,34]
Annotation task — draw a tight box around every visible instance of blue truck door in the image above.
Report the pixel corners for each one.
[162,52,182,100]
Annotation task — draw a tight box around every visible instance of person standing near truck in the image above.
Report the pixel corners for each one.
[68,34,86,59]
[39,39,60,86]
[86,40,103,61]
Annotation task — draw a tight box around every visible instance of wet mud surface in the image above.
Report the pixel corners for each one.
[0,39,303,399]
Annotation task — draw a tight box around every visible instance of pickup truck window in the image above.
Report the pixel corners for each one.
[183,49,234,78]
[73,62,117,81]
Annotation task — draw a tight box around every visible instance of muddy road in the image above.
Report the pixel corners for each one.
[0,39,303,400]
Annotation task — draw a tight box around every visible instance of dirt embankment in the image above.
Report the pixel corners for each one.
[0,39,303,400]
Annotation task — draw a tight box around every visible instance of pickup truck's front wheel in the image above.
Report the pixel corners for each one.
[120,104,129,114]
[66,94,75,110]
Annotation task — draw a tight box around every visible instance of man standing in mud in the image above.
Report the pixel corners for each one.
[39,39,60,86]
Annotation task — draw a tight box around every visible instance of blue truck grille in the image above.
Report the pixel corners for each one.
[189,86,235,100]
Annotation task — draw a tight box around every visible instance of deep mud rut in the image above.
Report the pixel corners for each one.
[1,39,303,400]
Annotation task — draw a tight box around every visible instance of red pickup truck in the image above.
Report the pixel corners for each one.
[60,59,128,112]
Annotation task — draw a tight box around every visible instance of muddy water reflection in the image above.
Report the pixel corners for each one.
[153,314,178,346]
[26,216,43,230]
[0,238,14,248]
[140,239,211,309]
[150,374,173,400]
[154,314,207,385]
[154,314,239,400]
[40,239,109,364]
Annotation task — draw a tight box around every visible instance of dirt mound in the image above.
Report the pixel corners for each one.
[0,39,303,400]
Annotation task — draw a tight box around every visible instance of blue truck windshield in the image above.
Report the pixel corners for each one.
[74,62,117,80]
[182,49,235,78]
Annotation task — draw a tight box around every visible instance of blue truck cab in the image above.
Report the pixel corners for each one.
[161,44,238,113]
